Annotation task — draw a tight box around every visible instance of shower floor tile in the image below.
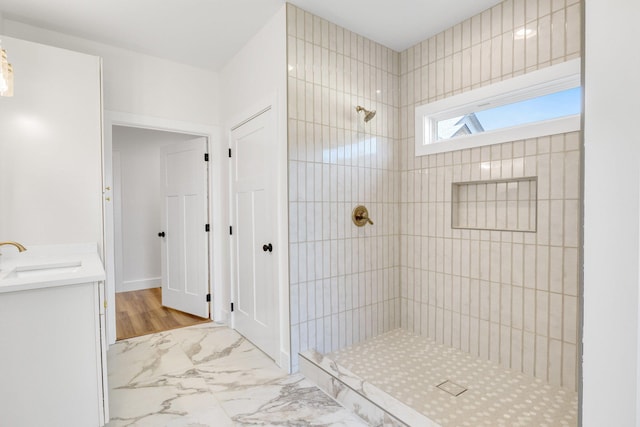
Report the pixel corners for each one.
[328,329,578,427]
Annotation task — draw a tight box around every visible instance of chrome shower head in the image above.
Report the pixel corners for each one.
[356,105,376,123]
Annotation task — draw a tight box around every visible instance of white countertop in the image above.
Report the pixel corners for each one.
[0,243,106,293]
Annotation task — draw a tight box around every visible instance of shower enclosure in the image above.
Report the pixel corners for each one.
[287,1,581,425]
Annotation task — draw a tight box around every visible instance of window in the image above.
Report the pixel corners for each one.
[415,59,581,156]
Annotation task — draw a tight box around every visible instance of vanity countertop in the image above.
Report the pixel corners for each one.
[0,244,105,293]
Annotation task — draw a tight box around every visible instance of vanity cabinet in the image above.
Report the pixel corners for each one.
[0,32,107,427]
[0,280,108,426]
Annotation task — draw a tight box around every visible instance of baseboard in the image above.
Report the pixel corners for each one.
[215,308,230,324]
[121,277,162,292]
[280,350,291,374]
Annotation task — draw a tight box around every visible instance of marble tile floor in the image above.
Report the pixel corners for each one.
[106,323,367,426]
[327,329,578,427]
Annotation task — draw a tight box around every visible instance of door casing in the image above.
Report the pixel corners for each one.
[102,111,222,345]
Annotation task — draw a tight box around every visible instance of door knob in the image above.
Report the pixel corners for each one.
[262,243,273,252]
[158,232,166,238]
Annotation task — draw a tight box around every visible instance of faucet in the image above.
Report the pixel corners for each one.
[0,241,27,252]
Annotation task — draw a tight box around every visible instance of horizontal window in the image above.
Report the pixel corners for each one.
[415,59,581,156]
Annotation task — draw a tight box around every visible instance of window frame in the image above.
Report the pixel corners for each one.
[414,59,581,156]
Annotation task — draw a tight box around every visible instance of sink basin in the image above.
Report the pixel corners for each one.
[4,261,82,279]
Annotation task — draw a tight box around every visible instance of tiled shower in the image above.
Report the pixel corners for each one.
[288,0,581,420]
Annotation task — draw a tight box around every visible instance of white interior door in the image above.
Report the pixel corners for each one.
[160,137,209,318]
[231,108,278,360]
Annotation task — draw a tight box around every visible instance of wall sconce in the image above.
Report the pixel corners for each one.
[0,42,14,97]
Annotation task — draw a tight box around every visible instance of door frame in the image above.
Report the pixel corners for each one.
[103,111,222,345]
[227,94,290,372]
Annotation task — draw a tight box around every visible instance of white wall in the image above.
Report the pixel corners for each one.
[0,36,103,250]
[2,19,220,126]
[220,5,286,126]
[0,17,226,340]
[219,4,289,370]
[583,0,640,425]
[112,126,195,292]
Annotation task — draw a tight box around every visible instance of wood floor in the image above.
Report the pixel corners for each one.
[116,287,211,340]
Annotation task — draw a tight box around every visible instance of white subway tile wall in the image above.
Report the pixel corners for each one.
[287,4,402,370]
[398,133,580,390]
[398,0,581,390]
[287,0,581,391]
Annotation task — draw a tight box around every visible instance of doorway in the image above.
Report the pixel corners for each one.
[103,112,223,346]
[111,125,210,340]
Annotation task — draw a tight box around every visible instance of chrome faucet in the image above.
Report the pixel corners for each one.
[0,241,27,252]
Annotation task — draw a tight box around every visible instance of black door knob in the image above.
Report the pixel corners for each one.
[158,232,166,237]
[262,243,273,252]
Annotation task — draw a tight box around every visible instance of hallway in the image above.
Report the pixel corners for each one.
[115,287,211,340]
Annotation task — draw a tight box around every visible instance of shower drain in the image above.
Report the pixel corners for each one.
[436,380,468,397]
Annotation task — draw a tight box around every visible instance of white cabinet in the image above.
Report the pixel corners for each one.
[0,281,108,426]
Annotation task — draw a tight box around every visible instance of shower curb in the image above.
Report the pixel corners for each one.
[299,350,439,427]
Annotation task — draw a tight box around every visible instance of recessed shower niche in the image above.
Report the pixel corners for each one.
[451,177,538,232]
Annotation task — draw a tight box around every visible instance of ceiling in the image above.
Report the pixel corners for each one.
[0,0,502,71]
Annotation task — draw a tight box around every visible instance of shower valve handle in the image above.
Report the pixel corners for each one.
[352,205,374,227]
[355,213,374,225]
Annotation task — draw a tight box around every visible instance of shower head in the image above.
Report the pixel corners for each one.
[356,106,376,123]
